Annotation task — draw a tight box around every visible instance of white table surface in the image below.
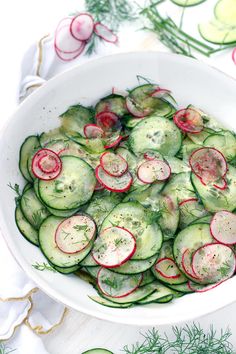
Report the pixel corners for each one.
[1,0,236,353]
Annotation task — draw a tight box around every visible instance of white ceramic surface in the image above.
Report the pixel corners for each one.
[1,52,236,326]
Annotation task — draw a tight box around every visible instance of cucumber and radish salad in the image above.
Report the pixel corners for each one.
[15,79,236,308]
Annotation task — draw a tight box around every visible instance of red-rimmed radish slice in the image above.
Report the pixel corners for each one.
[70,13,94,41]
[32,149,62,180]
[155,258,182,279]
[97,268,142,298]
[84,124,104,139]
[143,151,161,161]
[210,211,236,245]
[38,154,60,174]
[94,22,118,43]
[232,48,236,65]
[181,249,199,280]
[55,214,96,254]
[179,198,198,207]
[150,88,171,98]
[55,21,85,54]
[96,111,119,130]
[187,280,224,293]
[94,180,104,191]
[112,87,127,97]
[192,243,235,284]
[104,135,123,149]
[92,226,136,268]
[189,147,227,185]
[55,43,85,61]
[100,152,128,177]
[174,108,204,134]
[95,165,133,192]
[213,177,227,190]
[137,160,171,184]
[126,97,151,118]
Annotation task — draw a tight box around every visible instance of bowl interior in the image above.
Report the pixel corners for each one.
[1,52,236,326]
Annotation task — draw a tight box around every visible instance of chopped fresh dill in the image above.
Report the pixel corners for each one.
[0,344,16,354]
[7,182,21,206]
[32,262,56,273]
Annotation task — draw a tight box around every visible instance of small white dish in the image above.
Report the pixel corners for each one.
[0,52,236,326]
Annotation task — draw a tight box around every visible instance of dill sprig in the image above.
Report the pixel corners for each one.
[84,0,137,55]
[141,0,236,58]
[123,324,235,354]
[7,183,21,206]
[0,343,16,354]
[32,262,56,273]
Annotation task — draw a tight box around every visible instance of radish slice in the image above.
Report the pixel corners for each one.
[210,211,236,245]
[179,198,198,206]
[55,21,85,54]
[189,147,227,185]
[181,249,199,280]
[192,243,235,284]
[84,124,104,139]
[55,43,85,61]
[70,13,94,41]
[151,88,171,98]
[100,152,128,177]
[174,108,204,134]
[92,226,136,268]
[137,160,171,184]
[97,268,142,298]
[155,258,182,279]
[32,149,62,180]
[94,180,104,191]
[104,135,123,149]
[213,177,227,190]
[126,97,151,118]
[96,111,119,131]
[95,165,133,192]
[143,151,162,161]
[94,22,118,43]
[55,214,96,254]
[187,280,224,293]
[112,87,127,97]
[232,48,236,65]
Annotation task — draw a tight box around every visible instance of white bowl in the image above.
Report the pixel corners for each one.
[1,52,236,326]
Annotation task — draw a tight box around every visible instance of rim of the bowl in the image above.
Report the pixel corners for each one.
[1,51,236,326]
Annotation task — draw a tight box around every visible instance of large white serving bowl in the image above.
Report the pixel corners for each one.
[0,52,236,326]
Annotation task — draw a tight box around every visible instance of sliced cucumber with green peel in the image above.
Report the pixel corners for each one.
[19,135,40,182]
[165,156,190,173]
[60,104,94,137]
[129,115,182,156]
[191,165,236,212]
[199,20,236,44]
[179,198,209,229]
[39,216,93,267]
[95,94,127,116]
[171,0,206,6]
[214,0,236,26]
[140,270,155,286]
[85,266,100,278]
[137,281,177,304]
[158,194,180,240]
[162,172,196,203]
[167,282,192,293]
[39,128,67,147]
[80,253,98,267]
[50,263,80,274]
[20,188,50,229]
[82,349,113,354]
[88,295,132,309]
[39,156,96,210]
[15,206,39,246]
[111,254,158,275]
[203,131,236,161]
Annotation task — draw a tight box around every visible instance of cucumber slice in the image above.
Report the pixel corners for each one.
[158,194,180,240]
[98,283,155,304]
[50,263,80,274]
[165,156,190,173]
[173,223,214,282]
[15,206,39,246]
[129,115,182,156]
[39,156,96,210]
[82,349,113,354]
[60,104,94,137]
[80,252,98,267]
[203,131,236,161]
[88,295,132,308]
[101,202,163,260]
[199,19,236,44]
[19,136,40,182]
[137,281,177,304]
[111,254,158,275]
[162,172,196,203]
[86,266,101,278]
[179,198,209,229]
[23,182,32,193]
[190,215,212,225]
[39,128,67,147]
[20,188,50,229]
[191,165,236,212]
[85,192,122,227]
[171,0,206,6]
[140,270,155,286]
[39,216,93,267]
[95,94,127,116]
[115,147,138,171]
[214,0,236,26]
[123,183,165,209]
[167,282,192,293]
